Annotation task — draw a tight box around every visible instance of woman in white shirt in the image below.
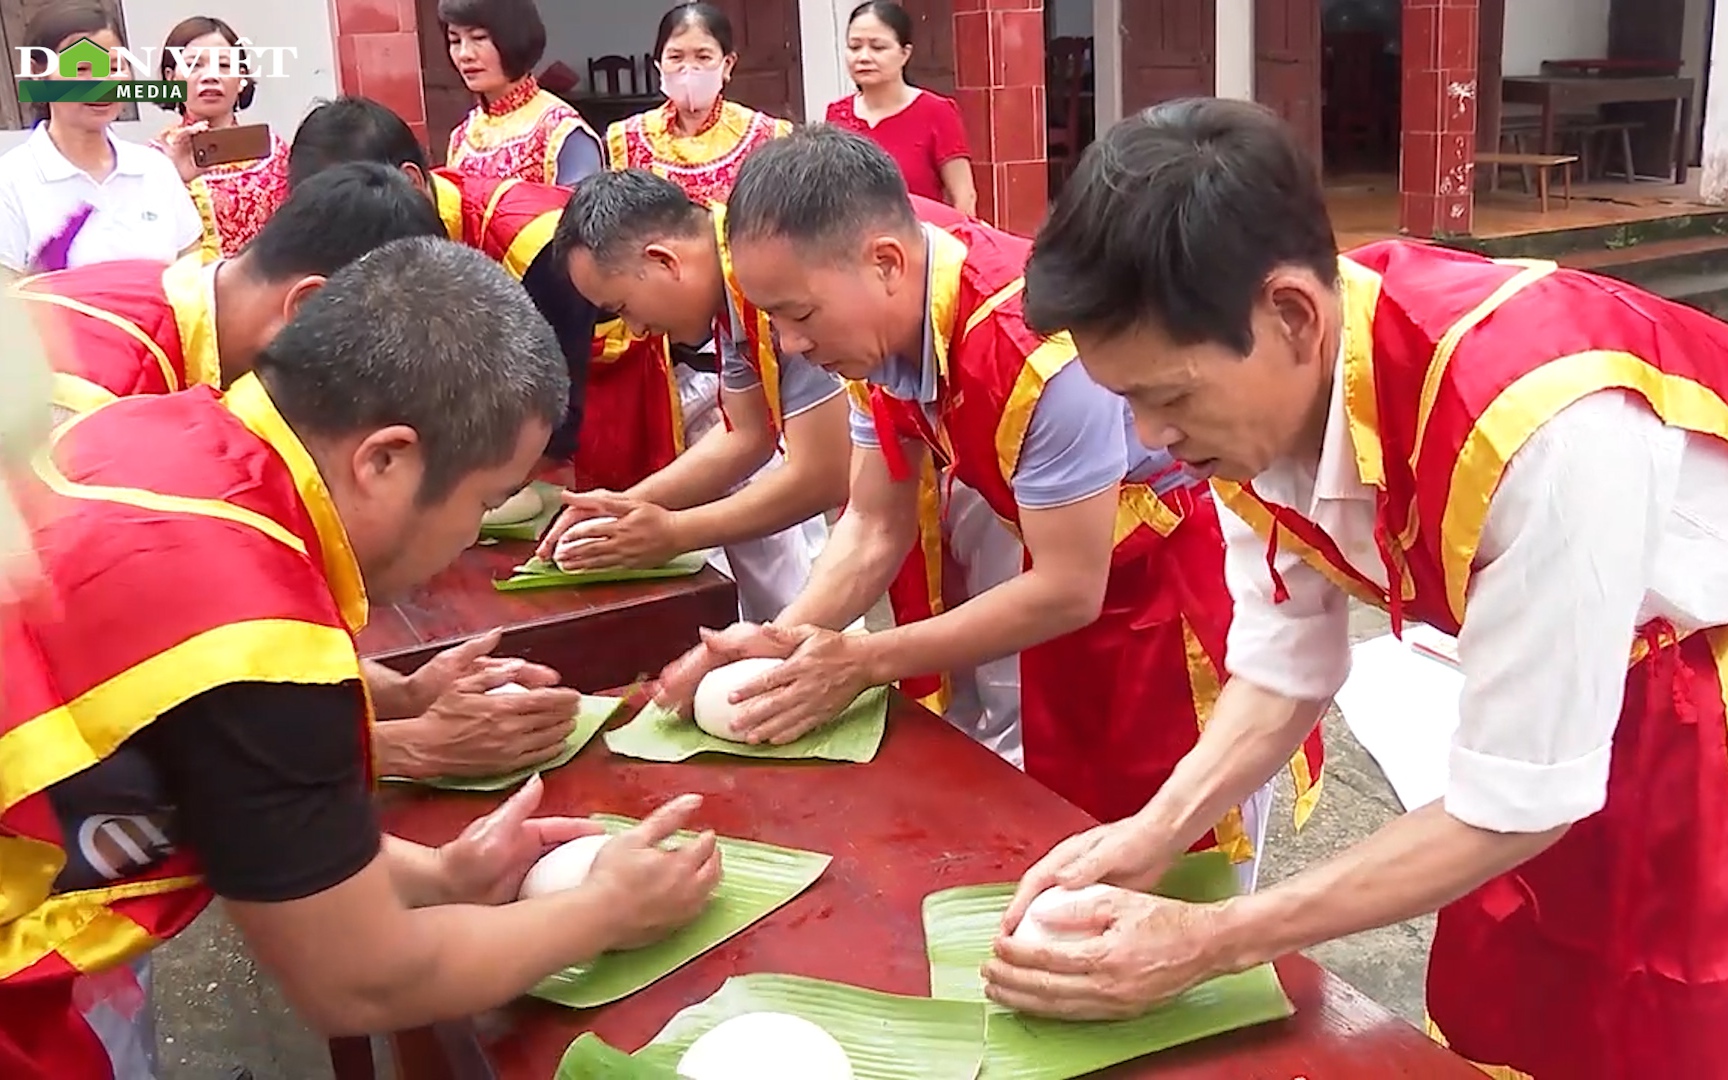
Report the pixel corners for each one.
[0,3,201,274]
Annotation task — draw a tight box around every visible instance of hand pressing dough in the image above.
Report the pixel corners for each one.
[553,515,618,565]
[692,657,783,741]
[1009,883,1120,946]
[518,833,610,900]
[486,682,527,695]
[482,486,544,526]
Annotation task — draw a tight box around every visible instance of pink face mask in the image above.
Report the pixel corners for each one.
[660,66,723,114]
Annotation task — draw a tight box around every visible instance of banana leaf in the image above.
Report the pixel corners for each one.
[603,686,889,764]
[530,816,830,1009]
[477,481,565,542]
[381,694,621,791]
[493,550,709,591]
[921,853,1293,1078]
[554,1034,679,1078]
[631,973,988,1079]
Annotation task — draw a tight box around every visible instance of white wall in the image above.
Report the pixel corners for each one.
[1216,0,1254,99]
[536,0,663,87]
[1703,0,1728,200]
[1049,0,1091,37]
[0,0,337,152]
[1501,0,1610,76]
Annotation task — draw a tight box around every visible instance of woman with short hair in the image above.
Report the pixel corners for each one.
[439,0,603,185]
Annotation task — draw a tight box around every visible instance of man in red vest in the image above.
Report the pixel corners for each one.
[656,126,1316,886]
[987,98,1728,1079]
[0,238,718,1079]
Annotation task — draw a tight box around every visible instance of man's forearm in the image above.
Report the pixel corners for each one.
[382,836,450,907]
[1132,679,1326,863]
[628,426,770,511]
[671,455,843,552]
[775,512,912,630]
[851,568,1096,688]
[370,717,439,780]
[362,659,421,720]
[1212,802,1566,975]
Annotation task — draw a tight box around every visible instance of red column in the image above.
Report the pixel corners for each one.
[949,0,1050,235]
[328,0,431,150]
[1400,0,1479,237]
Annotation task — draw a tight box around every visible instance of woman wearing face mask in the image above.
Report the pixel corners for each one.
[441,0,604,185]
[825,1,975,216]
[0,3,201,275]
[605,2,791,203]
[152,17,290,260]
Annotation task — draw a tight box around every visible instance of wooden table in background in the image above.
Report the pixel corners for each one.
[333,694,1482,1079]
[1500,73,1694,182]
[357,541,737,692]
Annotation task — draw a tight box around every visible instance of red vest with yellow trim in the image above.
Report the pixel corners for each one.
[574,320,681,491]
[446,78,598,187]
[428,169,568,280]
[1215,239,1728,1077]
[11,256,217,415]
[0,375,370,1079]
[859,221,1273,835]
[605,100,792,205]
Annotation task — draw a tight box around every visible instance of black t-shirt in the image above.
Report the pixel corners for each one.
[49,681,382,904]
[522,246,598,461]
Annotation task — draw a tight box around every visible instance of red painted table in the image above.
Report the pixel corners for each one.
[356,540,737,691]
[339,694,1482,1079]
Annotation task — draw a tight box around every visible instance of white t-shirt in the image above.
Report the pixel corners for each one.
[0,123,201,273]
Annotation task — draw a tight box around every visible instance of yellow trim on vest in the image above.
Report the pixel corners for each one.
[477,177,520,240]
[187,176,221,263]
[161,254,220,390]
[50,373,116,415]
[965,277,1025,336]
[38,410,309,557]
[712,204,783,429]
[224,375,369,632]
[911,456,953,714]
[1290,742,1324,830]
[926,225,968,380]
[430,173,464,242]
[1410,259,1555,462]
[1182,618,1253,863]
[0,619,360,816]
[500,209,557,280]
[995,336,1076,483]
[605,121,629,169]
[1210,479,1388,608]
[1337,257,1386,489]
[1442,350,1728,624]
[12,290,178,392]
[0,873,201,980]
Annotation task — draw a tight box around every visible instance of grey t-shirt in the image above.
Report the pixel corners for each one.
[716,302,844,419]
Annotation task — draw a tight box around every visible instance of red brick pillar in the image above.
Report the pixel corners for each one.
[950,0,1049,235]
[328,0,430,149]
[1400,0,1479,237]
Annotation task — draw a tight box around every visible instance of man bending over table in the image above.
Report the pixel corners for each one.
[0,238,719,1079]
[655,126,1320,887]
[988,99,1728,1079]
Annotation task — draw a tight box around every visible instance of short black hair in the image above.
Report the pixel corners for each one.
[239,162,445,282]
[1024,98,1338,354]
[655,3,734,57]
[254,237,568,502]
[287,96,430,189]
[438,0,546,81]
[553,169,708,269]
[848,1,913,45]
[725,124,918,260]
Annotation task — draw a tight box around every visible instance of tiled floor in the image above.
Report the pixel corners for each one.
[1329,172,1719,249]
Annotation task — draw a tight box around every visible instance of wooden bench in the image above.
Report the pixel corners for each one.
[1478,151,1577,212]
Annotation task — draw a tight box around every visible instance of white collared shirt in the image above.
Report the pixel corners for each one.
[0,123,201,273]
[1220,358,1728,833]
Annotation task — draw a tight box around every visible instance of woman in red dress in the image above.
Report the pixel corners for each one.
[152,17,289,260]
[824,1,976,216]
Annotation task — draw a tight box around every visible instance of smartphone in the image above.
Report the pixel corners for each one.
[189,123,271,168]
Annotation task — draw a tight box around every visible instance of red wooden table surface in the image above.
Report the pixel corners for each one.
[355,694,1481,1079]
[356,540,737,691]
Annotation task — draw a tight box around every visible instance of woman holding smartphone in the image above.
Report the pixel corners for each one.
[0,2,201,274]
[153,16,290,260]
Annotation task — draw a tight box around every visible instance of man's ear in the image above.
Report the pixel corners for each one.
[281,275,327,321]
[400,162,429,193]
[349,424,422,494]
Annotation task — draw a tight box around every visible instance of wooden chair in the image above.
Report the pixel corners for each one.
[1478,150,1577,212]
[643,53,659,93]
[587,54,637,96]
[1045,36,1091,190]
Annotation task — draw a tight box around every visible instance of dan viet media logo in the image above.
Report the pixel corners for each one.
[15,36,296,106]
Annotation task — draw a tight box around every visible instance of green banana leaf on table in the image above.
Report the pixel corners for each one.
[379,694,623,791]
[603,686,890,764]
[530,816,830,1009]
[555,973,989,1079]
[492,550,709,592]
[477,481,565,542]
[920,851,1294,1078]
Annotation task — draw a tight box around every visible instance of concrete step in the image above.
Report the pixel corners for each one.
[1446,208,1728,261]
[1559,235,1728,289]
[1638,267,1728,319]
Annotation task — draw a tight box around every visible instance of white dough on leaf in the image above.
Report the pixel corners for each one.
[692,657,784,742]
[1009,883,1120,946]
[518,833,610,900]
[482,486,543,526]
[676,1012,853,1079]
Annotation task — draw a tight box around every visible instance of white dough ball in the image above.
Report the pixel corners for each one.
[482,486,543,526]
[518,833,611,900]
[486,681,528,695]
[1010,883,1119,946]
[692,657,783,741]
[677,1012,852,1080]
[553,515,618,562]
